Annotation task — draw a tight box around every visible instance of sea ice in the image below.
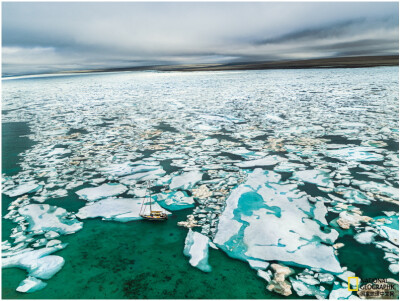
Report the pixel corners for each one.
[326,147,384,162]
[214,168,342,273]
[235,156,285,168]
[170,171,203,190]
[119,168,166,184]
[76,197,170,222]
[353,180,399,200]
[16,276,47,293]
[18,204,83,235]
[292,169,334,188]
[4,182,42,197]
[183,229,211,272]
[76,183,127,201]
[290,277,328,299]
[354,232,376,244]
[101,161,161,177]
[3,245,67,280]
[155,191,195,211]
[329,283,354,299]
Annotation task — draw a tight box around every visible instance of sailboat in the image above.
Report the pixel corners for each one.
[139,181,168,221]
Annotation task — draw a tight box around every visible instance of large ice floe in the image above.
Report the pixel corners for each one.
[214,168,341,273]
[76,183,127,201]
[18,204,83,235]
[76,197,170,222]
[183,229,212,272]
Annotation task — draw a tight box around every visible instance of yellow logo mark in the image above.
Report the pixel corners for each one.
[348,277,359,291]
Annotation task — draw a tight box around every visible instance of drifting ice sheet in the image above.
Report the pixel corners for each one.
[76,183,127,201]
[18,204,83,235]
[214,168,341,273]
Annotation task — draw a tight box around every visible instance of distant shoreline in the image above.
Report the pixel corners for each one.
[72,55,399,74]
[3,55,399,78]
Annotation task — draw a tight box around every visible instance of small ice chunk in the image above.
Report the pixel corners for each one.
[389,263,399,274]
[248,259,270,270]
[4,182,42,197]
[156,191,195,211]
[16,276,47,293]
[202,138,218,146]
[292,169,334,188]
[170,171,203,190]
[257,269,272,282]
[290,277,328,299]
[183,229,211,272]
[329,283,354,299]
[354,232,376,244]
[76,183,127,201]
[236,156,285,168]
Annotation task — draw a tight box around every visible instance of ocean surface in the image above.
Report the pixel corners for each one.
[2,67,399,299]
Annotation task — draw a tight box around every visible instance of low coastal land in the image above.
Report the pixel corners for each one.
[70,55,399,74]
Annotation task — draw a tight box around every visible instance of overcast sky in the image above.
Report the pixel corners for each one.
[2,2,399,76]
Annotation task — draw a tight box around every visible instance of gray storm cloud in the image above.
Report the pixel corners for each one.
[2,2,399,76]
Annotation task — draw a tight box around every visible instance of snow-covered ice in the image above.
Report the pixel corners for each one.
[18,204,83,235]
[76,183,127,201]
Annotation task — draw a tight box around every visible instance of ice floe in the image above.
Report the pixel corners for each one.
[4,182,42,197]
[183,229,211,272]
[16,276,47,293]
[76,183,127,201]
[326,147,384,162]
[214,168,342,273]
[76,197,170,222]
[292,169,334,188]
[155,191,195,211]
[3,244,67,280]
[18,204,83,235]
[170,171,203,190]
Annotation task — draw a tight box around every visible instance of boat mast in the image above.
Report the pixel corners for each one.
[147,181,152,213]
